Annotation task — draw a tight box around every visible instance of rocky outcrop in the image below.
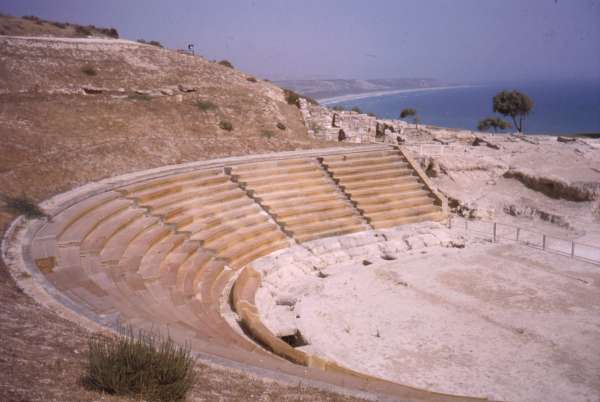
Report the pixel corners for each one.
[503,168,600,202]
[298,99,409,144]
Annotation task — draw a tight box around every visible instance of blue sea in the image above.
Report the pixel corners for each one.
[328,81,600,134]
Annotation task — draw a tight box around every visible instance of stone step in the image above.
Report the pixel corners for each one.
[175,249,217,297]
[294,223,364,243]
[366,204,441,224]
[270,198,352,219]
[132,175,230,203]
[356,194,434,212]
[141,182,240,211]
[151,187,246,217]
[346,182,424,199]
[322,154,404,169]
[287,215,364,237]
[227,239,289,269]
[322,150,400,162]
[325,160,408,176]
[231,158,312,173]
[180,207,266,237]
[280,207,357,227]
[339,175,420,191]
[217,230,288,262]
[37,191,121,240]
[99,216,160,265]
[118,224,173,274]
[80,208,146,255]
[232,161,316,177]
[265,192,343,210]
[358,196,433,217]
[58,198,133,246]
[236,169,325,188]
[245,176,331,194]
[164,197,252,222]
[333,167,414,183]
[256,184,339,203]
[158,241,200,286]
[119,168,223,195]
[352,189,431,205]
[370,210,446,229]
[199,220,279,252]
[138,233,188,280]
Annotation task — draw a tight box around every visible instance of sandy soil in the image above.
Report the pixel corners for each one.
[255,225,600,402]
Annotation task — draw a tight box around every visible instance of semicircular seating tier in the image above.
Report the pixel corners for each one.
[27,145,487,401]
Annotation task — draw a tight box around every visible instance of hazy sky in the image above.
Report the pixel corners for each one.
[2,0,599,82]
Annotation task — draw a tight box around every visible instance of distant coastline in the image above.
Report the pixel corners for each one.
[317,85,474,105]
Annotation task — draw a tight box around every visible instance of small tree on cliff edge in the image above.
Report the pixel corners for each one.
[492,90,533,133]
[400,108,419,130]
[477,117,512,134]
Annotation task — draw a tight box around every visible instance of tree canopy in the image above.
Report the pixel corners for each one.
[399,108,416,118]
[399,108,419,130]
[492,90,533,133]
[477,117,512,133]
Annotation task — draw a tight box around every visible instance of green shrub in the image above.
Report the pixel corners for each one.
[218,60,234,68]
[219,120,233,131]
[137,39,163,48]
[283,88,300,107]
[99,27,119,38]
[84,328,196,402]
[351,106,362,114]
[128,93,151,101]
[81,65,97,76]
[276,122,286,130]
[282,89,318,107]
[75,25,92,36]
[332,105,345,111]
[51,21,68,29]
[246,77,258,83]
[0,193,46,218]
[194,100,217,111]
[261,130,276,139]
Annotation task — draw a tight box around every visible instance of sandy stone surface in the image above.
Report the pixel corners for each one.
[255,226,600,402]
[406,133,600,249]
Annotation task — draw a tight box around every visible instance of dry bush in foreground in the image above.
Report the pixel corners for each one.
[84,329,196,402]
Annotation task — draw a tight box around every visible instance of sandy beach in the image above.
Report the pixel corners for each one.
[317,85,473,105]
